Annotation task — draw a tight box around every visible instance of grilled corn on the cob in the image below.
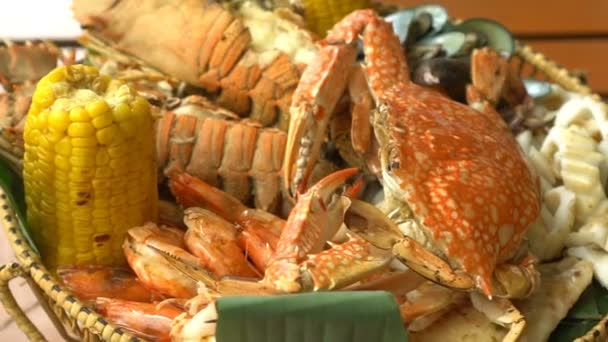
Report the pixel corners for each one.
[300,0,372,35]
[23,64,158,269]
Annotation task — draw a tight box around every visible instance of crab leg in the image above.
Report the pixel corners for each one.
[284,10,410,197]
[468,47,529,109]
[263,167,359,292]
[470,293,526,342]
[300,234,393,291]
[392,237,541,301]
[348,65,374,156]
[283,38,358,197]
[492,252,540,299]
[392,237,477,291]
[398,282,469,332]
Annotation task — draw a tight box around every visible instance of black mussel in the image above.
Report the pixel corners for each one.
[411,57,471,102]
[414,4,449,35]
[417,31,467,57]
[385,4,448,44]
[459,32,484,55]
[386,10,416,45]
[408,44,445,62]
[405,12,434,46]
[451,18,515,56]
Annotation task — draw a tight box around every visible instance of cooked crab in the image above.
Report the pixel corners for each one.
[282,9,542,341]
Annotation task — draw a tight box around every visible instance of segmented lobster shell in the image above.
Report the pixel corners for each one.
[157,110,287,214]
[73,0,315,131]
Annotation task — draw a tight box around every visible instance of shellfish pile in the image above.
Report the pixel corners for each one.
[0,1,606,341]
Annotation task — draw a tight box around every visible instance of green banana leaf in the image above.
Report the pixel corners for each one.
[216,291,408,342]
[549,280,608,341]
[0,155,606,341]
[0,157,38,254]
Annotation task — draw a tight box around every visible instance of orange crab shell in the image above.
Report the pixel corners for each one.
[326,9,541,295]
[387,84,539,289]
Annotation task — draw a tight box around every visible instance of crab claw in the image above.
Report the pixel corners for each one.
[280,167,360,256]
[283,42,358,198]
[264,168,360,292]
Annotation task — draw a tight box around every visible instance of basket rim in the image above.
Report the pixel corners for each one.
[0,41,605,342]
[0,182,144,341]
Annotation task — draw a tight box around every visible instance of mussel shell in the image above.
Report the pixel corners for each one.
[385,10,415,44]
[417,31,467,57]
[408,44,445,61]
[413,4,449,35]
[385,4,448,44]
[523,79,552,99]
[411,57,471,102]
[406,12,433,45]
[452,18,515,56]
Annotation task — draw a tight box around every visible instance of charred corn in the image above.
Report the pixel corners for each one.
[23,64,158,269]
[299,0,372,35]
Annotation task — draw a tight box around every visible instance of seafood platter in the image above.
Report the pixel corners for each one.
[1,1,607,341]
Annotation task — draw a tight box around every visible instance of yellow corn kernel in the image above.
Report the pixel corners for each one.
[301,0,372,36]
[92,220,112,232]
[96,124,119,145]
[31,83,55,108]
[112,102,131,122]
[33,169,52,187]
[54,137,71,156]
[55,192,70,206]
[109,130,126,147]
[69,168,95,182]
[92,208,108,219]
[49,109,70,132]
[47,128,65,143]
[91,112,113,129]
[119,120,137,138]
[85,99,110,118]
[96,149,110,166]
[54,155,71,171]
[55,169,70,182]
[23,64,158,270]
[69,107,90,122]
[91,75,110,93]
[107,145,130,158]
[71,137,97,148]
[95,166,113,179]
[70,154,96,168]
[37,148,54,164]
[34,110,49,130]
[45,67,65,83]
[68,122,95,137]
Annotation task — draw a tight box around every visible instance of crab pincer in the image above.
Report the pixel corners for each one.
[283,9,541,341]
[263,167,360,292]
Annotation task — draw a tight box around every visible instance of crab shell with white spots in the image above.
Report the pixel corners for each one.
[373,83,541,293]
[332,10,542,295]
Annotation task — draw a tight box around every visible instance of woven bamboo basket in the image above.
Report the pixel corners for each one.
[0,41,604,342]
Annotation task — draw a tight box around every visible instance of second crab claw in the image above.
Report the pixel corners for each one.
[264,167,370,292]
